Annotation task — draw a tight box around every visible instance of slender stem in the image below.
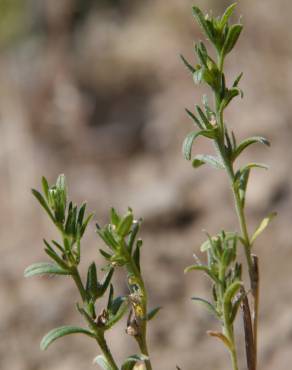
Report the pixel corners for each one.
[126,256,153,370]
[71,267,88,302]
[214,51,259,370]
[95,332,119,370]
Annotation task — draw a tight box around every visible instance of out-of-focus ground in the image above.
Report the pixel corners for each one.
[0,0,291,369]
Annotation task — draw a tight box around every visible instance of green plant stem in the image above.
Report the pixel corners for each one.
[95,332,119,370]
[72,267,88,302]
[126,257,153,370]
[219,262,238,370]
[71,266,119,370]
[214,53,258,370]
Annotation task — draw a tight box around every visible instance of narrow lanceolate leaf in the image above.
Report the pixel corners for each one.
[121,354,149,370]
[223,281,242,307]
[41,176,50,200]
[184,264,220,284]
[106,299,128,329]
[98,268,114,298]
[220,3,237,30]
[233,136,270,161]
[93,355,113,370]
[41,326,93,350]
[185,108,204,129]
[192,154,224,170]
[117,213,134,237]
[233,72,243,87]
[110,207,120,226]
[24,262,71,277]
[147,306,162,321]
[240,162,269,173]
[31,189,55,223]
[183,131,215,160]
[86,262,98,298]
[223,23,243,54]
[180,54,196,74]
[207,331,232,350]
[192,6,215,43]
[191,297,219,319]
[250,212,277,244]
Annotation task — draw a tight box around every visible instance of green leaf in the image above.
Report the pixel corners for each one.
[24,262,71,277]
[222,24,243,54]
[235,168,250,208]
[191,297,219,318]
[251,212,277,244]
[31,189,55,223]
[223,281,242,307]
[220,87,241,111]
[146,307,162,321]
[77,202,87,226]
[121,354,149,370]
[133,240,142,272]
[41,176,49,200]
[117,212,134,237]
[233,136,270,161]
[220,3,237,30]
[43,243,68,270]
[184,264,220,284]
[98,228,119,250]
[99,249,112,260]
[192,6,215,43]
[40,326,93,350]
[195,105,213,129]
[128,220,140,254]
[192,154,224,169]
[202,95,215,121]
[193,67,203,84]
[97,268,114,298]
[86,262,98,299]
[81,213,94,236]
[233,72,243,87]
[106,298,128,329]
[180,54,196,74]
[207,331,232,350]
[183,131,215,160]
[110,207,120,226]
[185,108,204,130]
[93,355,113,370]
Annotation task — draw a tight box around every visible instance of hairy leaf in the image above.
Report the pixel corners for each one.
[223,24,243,54]
[233,136,270,161]
[31,189,55,223]
[146,307,162,321]
[191,297,219,318]
[121,354,149,370]
[183,131,215,160]
[220,3,237,30]
[192,154,224,169]
[180,54,196,74]
[24,262,71,277]
[207,331,232,350]
[41,326,93,350]
[251,212,277,244]
[93,355,113,370]
[185,108,204,129]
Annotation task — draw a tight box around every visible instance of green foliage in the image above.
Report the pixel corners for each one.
[40,326,94,351]
[182,4,275,370]
[25,175,153,370]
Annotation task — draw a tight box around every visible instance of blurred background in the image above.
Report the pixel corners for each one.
[0,0,291,369]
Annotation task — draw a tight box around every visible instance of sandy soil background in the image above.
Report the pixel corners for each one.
[0,0,291,369]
